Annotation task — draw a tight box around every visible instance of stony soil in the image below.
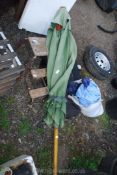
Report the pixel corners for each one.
[0,0,117,174]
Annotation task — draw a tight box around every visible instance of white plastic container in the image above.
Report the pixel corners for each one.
[18,0,76,35]
[68,95,104,117]
[79,100,104,117]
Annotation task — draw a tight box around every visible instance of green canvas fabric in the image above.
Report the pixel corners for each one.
[44,7,77,128]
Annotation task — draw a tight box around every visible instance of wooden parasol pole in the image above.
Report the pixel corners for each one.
[53,127,59,175]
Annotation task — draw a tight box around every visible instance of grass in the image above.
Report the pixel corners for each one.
[99,113,110,128]
[18,118,31,136]
[0,102,10,131]
[0,96,15,131]
[36,146,52,172]
[36,127,44,135]
[81,69,91,77]
[68,153,102,171]
[0,143,19,164]
[63,122,76,136]
[6,96,15,105]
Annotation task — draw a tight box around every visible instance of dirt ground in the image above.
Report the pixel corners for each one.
[0,0,117,174]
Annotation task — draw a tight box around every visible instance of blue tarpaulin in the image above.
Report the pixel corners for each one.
[76,78,101,107]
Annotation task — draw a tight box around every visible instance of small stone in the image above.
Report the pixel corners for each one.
[77,64,82,70]
[28,104,33,109]
[1,140,6,144]
[82,133,90,140]
[18,138,22,144]
[95,119,99,123]
[32,107,38,114]
[12,120,17,124]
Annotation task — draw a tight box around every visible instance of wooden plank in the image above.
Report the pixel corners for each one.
[0,52,17,62]
[0,86,12,96]
[0,74,19,85]
[0,81,15,90]
[29,87,48,99]
[0,82,15,96]
[0,60,12,70]
[28,37,48,56]
[31,68,46,79]
[0,39,9,45]
[0,66,24,80]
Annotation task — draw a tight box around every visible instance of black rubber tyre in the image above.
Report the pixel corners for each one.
[83,46,114,80]
[99,155,117,175]
[106,98,117,120]
[95,0,109,11]
[95,0,117,13]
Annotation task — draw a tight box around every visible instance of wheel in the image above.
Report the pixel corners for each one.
[106,98,117,119]
[95,0,109,11]
[95,0,117,12]
[83,46,114,80]
[99,155,117,175]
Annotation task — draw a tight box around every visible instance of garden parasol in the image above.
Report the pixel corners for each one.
[44,7,77,174]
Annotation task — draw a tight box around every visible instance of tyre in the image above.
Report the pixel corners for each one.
[106,98,117,119]
[83,46,114,80]
[99,156,117,175]
[95,0,117,13]
[111,77,117,89]
[95,0,109,11]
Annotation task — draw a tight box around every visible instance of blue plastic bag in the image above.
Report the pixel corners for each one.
[76,78,101,107]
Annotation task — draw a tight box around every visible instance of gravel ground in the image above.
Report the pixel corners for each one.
[0,0,117,173]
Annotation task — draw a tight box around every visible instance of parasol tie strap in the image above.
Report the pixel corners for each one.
[49,95,67,103]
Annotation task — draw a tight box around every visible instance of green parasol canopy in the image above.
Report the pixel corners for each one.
[44,7,77,128]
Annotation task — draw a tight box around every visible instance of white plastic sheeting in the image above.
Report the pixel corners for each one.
[18,0,76,35]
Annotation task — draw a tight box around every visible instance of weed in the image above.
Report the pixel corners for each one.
[63,123,76,136]
[68,153,102,171]
[0,96,15,130]
[36,127,44,135]
[0,144,19,164]
[99,113,110,128]
[81,69,91,77]
[19,118,31,136]
[6,96,15,105]
[36,146,52,171]
[0,103,10,130]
